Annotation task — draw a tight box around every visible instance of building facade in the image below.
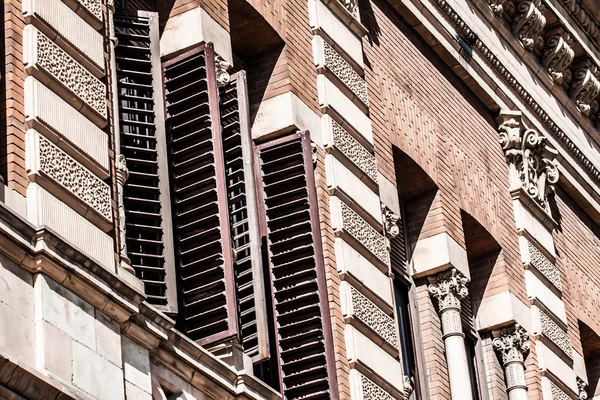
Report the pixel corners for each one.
[0,0,600,397]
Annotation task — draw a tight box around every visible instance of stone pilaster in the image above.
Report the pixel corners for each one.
[492,324,530,400]
[428,268,473,400]
[115,154,133,274]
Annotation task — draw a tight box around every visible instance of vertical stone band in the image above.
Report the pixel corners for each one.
[115,154,133,274]
[492,324,530,399]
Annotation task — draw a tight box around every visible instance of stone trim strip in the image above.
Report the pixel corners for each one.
[323,40,369,106]
[539,308,573,359]
[332,197,390,266]
[428,0,600,184]
[326,117,378,184]
[36,135,111,221]
[24,27,107,120]
[349,286,399,348]
[527,239,562,291]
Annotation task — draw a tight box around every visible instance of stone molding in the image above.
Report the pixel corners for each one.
[24,26,107,121]
[322,40,369,106]
[73,0,102,22]
[331,197,390,266]
[526,239,562,290]
[381,204,400,239]
[538,308,573,359]
[497,111,559,216]
[429,0,600,184]
[348,285,399,349]
[512,0,546,50]
[325,117,378,184]
[569,58,600,117]
[542,26,574,85]
[34,134,112,222]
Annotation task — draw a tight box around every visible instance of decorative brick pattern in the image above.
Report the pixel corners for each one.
[38,136,111,220]
[78,0,102,21]
[539,309,572,359]
[35,32,106,118]
[549,379,570,400]
[350,286,398,348]
[339,200,390,266]
[331,119,378,183]
[323,41,369,105]
[527,240,562,291]
[359,372,394,400]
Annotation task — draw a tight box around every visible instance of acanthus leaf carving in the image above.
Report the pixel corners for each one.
[492,324,530,365]
[215,55,231,87]
[381,204,400,239]
[489,0,508,16]
[542,26,574,85]
[512,0,546,51]
[497,111,559,215]
[577,377,588,400]
[570,58,600,116]
[427,268,469,311]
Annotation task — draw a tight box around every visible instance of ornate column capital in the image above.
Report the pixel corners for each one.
[492,324,530,365]
[215,55,231,87]
[381,204,400,239]
[428,268,469,311]
[570,58,600,116]
[496,111,559,215]
[542,25,574,85]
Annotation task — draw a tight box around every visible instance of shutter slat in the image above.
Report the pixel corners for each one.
[164,45,239,345]
[218,71,270,362]
[256,132,338,399]
[115,11,177,311]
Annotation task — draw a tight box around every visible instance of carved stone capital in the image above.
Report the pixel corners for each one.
[492,324,530,365]
[215,55,231,87]
[403,376,414,399]
[570,58,600,116]
[428,268,469,312]
[115,154,129,185]
[496,111,559,215]
[542,26,574,85]
[577,377,588,400]
[381,204,400,239]
[512,0,546,50]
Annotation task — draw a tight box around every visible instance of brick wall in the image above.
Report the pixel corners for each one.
[0,0,27,195]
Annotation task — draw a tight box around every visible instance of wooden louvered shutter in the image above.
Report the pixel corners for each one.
[219,72,270,362]
[255,132,338,400]
[162,44,239,345]
[114,11,177,312]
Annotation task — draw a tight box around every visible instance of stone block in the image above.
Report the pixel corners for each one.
[0,253,34,320]
[536,341,577,393]
[123,336,151,393]
[525,270,567,323]
[126,381,152,400]
[0,301,35,368]
[34,274,96,349]
[96,310,122,367]
[377,172,400,216]
[38,320,72,382]
[512,199,555,257]
[160,7,232,63]
[475,291,532,333]
[73,341,124,400]
[409,232,470,279]
[251,92,322,146]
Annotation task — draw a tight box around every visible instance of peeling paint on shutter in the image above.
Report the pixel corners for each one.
[163,44,239,345]
[255,132,338,400]
[219,71,270,362]
[114,11,177,312]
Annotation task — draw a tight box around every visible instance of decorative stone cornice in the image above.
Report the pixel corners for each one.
[215,55,231,87]
[492,324,530,365]
[542,26,574,85]
[557,0,600,54]
[428,268,469,311]
[430,0,600,185]
[381,204,400,239]
[512,0,546,50]
[570,58,600,116]
[577,377,588,400]
[497,111,559,215]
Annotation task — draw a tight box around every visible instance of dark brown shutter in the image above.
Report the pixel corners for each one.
[163,44,238,345]
[255,132,338,400]
[114,11,177,312]
[219,72,270,362]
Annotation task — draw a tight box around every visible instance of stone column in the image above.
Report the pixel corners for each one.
[492,324,530,400]
[428,267,473,400]
[115,154,134,274]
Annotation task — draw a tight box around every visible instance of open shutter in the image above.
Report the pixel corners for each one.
[219,72,270,362]
[163,45,239,345]
[114,11,177,312]
[255,132,338,400]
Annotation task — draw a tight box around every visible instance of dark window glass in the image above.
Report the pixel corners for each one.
[394,280,418,399]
